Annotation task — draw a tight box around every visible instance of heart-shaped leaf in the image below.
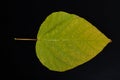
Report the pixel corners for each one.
[36,11,111,72]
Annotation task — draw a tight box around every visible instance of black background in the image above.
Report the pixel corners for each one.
[8,0,120,80]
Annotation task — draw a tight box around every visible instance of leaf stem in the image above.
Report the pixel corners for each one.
[14,38,37,41]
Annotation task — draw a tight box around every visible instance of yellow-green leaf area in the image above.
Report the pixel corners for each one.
[36,11,111,72]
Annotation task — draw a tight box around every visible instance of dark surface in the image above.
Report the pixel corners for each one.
[8,0,120,80]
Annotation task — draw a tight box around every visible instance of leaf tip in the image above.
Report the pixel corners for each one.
[109,39,112,43]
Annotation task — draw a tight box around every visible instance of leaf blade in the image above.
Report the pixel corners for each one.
[36,11,111,72]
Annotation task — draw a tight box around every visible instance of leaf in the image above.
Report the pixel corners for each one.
[36,11,111,72]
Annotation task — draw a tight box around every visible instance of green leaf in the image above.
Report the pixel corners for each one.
[36,11,111,72]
